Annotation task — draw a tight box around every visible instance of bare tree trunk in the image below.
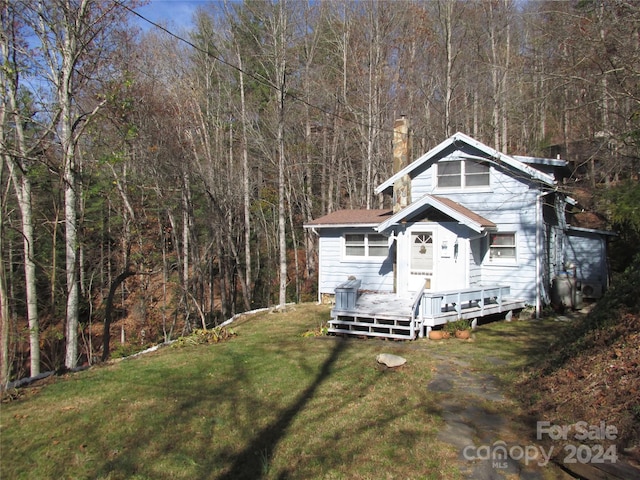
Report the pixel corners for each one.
[31,0,107,369]
[0,181,11,386]
[6,163,39,376]
[0,275,9,386]
[501,3,510,152]
[1,5,41,376]
[328,111,340,213]
[160,219,172,342]
[61,25,80,366]
[286,185,300,302]
[102,270,136,361]
[216,235,230,318]
[363,1,383,209]
[489,5,500,151]
[442,0,453,137]
[278,100,287,308]
[181,172,191,317]
[236,46,253,307]
[63,141,79,368]
[275,0,288,309]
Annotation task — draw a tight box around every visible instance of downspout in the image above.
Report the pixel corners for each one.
[536,191,555,319]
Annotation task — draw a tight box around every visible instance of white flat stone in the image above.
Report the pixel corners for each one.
[376,353,407,368]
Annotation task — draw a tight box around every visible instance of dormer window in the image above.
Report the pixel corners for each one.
[436,160,490,189]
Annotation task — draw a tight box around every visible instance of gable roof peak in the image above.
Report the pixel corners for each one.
[376,132,556,194]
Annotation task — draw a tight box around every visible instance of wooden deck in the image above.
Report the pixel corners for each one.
[329,285,526,340]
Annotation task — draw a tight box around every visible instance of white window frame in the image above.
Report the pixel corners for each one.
[488,232,517,264]
[343,233,388,259]
[435,159,490,191]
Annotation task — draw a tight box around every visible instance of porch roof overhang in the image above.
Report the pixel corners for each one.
[375,132,556,195]
[375,194,496,234]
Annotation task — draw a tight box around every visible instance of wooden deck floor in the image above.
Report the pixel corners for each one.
[339,293,414,318]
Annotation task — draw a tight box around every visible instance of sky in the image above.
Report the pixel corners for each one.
[134,0,207,32]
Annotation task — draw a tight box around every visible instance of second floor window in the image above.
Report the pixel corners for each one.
[437,160,490,189]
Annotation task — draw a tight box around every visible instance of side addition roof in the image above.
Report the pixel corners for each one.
[375,132,556,195]
[304,209,393,229]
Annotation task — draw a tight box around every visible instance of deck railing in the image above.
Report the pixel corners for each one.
[411,285,511,337]
[331,282,519,340]
[410,283,427,340]
[420,285,510,318]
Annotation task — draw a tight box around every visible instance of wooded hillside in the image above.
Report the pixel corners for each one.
[2,0,639,384]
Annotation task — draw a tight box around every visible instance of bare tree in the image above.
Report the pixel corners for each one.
[1,1,42,376]
[0,157,12,386]
[27,0,133,368]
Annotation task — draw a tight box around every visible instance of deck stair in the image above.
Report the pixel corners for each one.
[329,281,525,340]
[330,312,417,340]
[329,280,418,339]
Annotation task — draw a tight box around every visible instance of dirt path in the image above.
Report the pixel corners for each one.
[426,352,575,480]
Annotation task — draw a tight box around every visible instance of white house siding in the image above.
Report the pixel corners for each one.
[477,189,540,305]
[317,230,394,296]
[408,159,543,304]
[410,162,436,200]
[482,260,537,304]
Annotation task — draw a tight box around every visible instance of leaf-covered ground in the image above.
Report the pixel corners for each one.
[519,256,640,467]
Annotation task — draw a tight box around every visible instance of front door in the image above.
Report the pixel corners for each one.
[409,231,434,292]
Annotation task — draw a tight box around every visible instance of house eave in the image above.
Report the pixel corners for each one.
[513,155,568,168]
[566,225,617,237]
[304,223,381,230]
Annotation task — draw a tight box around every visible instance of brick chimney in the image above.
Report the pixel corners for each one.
[393,116,412,213]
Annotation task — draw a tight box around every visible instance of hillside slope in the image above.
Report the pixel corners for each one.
[520,254,640,465]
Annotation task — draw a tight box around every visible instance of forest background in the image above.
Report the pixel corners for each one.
[1,0,639,385]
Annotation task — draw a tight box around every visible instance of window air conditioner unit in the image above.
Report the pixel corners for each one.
[581,283,602,299]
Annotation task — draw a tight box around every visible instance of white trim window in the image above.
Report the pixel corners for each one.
[436,159,490,189]
[344,233,388,258]
[489,232,517,262]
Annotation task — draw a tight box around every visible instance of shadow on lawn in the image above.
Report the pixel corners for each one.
[216,337,349,480]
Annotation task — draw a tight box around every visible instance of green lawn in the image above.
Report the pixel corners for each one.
[0,304,558,480]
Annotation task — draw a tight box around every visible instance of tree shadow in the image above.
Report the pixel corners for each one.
[216,337,349,480]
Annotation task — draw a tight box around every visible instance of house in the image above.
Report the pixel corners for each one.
[304,118,612,339]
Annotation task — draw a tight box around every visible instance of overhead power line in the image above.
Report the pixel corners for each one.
[117,0,404,138]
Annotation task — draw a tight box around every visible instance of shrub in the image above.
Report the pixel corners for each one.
[171,326,236,347]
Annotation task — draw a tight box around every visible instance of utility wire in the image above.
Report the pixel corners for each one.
[118,0,405,138]
[119,0,555,192]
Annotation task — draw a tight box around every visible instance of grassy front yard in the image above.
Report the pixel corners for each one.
[1,304,562,480]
